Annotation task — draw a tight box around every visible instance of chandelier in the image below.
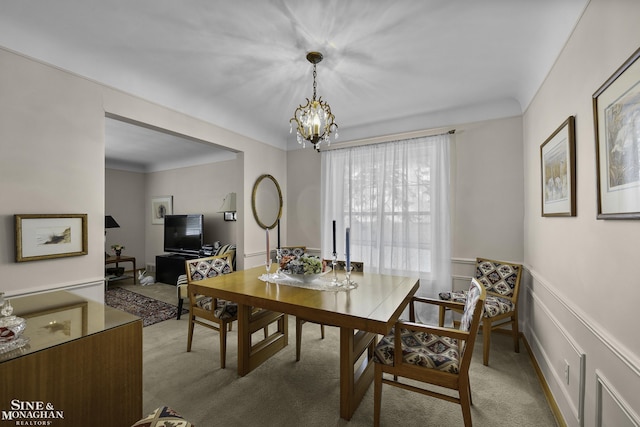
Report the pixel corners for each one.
[290,51,338,151]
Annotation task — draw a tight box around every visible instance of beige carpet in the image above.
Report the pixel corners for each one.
[114,281,558,427]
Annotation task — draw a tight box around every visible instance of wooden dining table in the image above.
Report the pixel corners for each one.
[188,265,420,420]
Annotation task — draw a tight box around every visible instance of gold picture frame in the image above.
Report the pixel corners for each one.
[593,46,640,219]
[540,116,576,217]
[15,214,88,262]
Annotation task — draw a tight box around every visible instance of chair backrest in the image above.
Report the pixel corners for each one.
[213,243,236,271]
[322,259,364,272]
[458,278,486,370]
[280,246,306,258]
[185,254,233,282]
[475,257,522,304]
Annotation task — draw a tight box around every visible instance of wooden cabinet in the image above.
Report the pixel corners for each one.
[0,291,142,426]
[156,253,197,285]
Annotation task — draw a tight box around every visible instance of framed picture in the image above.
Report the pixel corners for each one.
[593,46,640,219]
[151,195,173,225]
[15,214,88,262]
[540,116,576,217]
[22,301,88,348]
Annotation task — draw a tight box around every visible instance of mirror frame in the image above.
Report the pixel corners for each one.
[251,174,283,229]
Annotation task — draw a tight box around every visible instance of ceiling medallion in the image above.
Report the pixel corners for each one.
[289,51,338,151]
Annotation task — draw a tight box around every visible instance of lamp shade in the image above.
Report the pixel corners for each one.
[218,193,236,212]
[105,215,120,228]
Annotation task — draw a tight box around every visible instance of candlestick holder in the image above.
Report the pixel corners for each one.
[265,258,273,281]
[331,253,340,286]
[341,266,357,289]
[274,248,283,279]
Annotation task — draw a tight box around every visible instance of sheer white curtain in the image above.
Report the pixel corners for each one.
[321,134,451,323]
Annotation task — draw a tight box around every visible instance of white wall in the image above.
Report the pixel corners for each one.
[286,148,321,249]
[0,47,285,301]
[144,159,240,266]
[105,169,146,264]
[0,48,106,299]
[523,0,640,425]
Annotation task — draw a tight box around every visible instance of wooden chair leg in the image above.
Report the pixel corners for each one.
[438,305,446,327]
[295,317,303,361]
[177,298,184,320]
[373,364,383,427]
[512,312,520,353]
[187,314,195,352]
[320,324,325,339]
[459,376,473,427]
[483,318,491,366]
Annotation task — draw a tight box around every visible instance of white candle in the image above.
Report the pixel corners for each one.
[266,228,270,265]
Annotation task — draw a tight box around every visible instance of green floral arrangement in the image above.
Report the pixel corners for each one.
[280,254,322,275]
[111,244,125,251]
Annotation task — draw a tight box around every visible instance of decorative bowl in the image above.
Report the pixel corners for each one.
[281,267,331,283]
[0,316,26,343]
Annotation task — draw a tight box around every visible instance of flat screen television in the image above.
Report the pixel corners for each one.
[163,214,204,255]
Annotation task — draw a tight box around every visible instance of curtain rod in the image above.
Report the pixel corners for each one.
[319,127,455,151]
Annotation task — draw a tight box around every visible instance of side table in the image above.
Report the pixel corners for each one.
[105,255,137,285]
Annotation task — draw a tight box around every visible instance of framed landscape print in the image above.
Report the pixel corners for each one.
[593,46,640,219]
[151,195,173,225]
[15,214,88,262]
[541,116,576,217]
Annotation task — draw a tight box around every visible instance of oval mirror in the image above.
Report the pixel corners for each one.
[251,174,282,229]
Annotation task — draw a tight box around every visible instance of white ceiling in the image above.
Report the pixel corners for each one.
[0,0,588,171]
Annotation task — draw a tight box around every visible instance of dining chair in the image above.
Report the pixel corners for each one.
[373,278,486,427]
[438,257,523,366]
[185,253,236,369]
[278,246,306,259]
[176,244,236,320]
[296,260,364,361]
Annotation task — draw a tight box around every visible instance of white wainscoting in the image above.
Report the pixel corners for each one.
[595,370,640,427]
[524,267,640,427]
[527,286,586,426]
[6,278,106,303]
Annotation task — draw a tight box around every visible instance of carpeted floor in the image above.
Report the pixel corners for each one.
[105,286,187,327]
[116,281,559,427]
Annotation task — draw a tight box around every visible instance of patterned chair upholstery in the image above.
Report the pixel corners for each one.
[131,406,192,427]
[438,257,523,366]
[185,253,236,369]
[278,246,306,258]
[373,278,486,427]
[176,244,236,319]
[321,259,364,272]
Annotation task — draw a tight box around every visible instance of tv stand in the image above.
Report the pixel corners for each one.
[156,253,198,285]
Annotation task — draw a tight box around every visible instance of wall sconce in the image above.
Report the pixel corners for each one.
[218,193,237,221]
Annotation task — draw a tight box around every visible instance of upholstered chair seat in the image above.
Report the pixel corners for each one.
[373,278,486,427]
[185,253,235,368]
[439,291,515,318]
[374,328,462,373]
[176,244,236,319]
[438,257,523,366]
[195,296,237,320]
